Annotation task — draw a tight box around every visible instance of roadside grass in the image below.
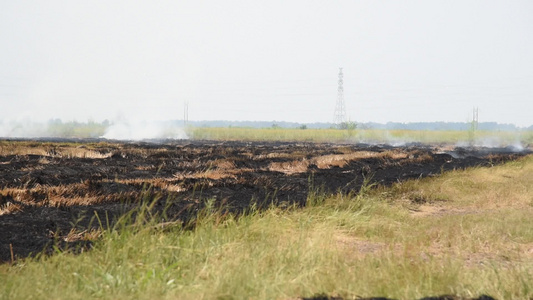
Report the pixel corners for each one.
[1,156,532,299]
[386,153,533,210]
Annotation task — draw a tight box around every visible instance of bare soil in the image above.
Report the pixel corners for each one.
[0,139,529,263]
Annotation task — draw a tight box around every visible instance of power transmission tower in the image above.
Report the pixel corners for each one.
[333,67,347,127]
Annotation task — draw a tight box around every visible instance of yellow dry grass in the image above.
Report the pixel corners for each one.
[398,155,533,211]
[0,202,23,215]
[63,228,103,243]
[0,142,119,159]
[267,149,413,174]
[0,180,139,210]
[364,155,533,275]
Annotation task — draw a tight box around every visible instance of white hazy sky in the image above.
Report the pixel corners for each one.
[1,1,532,127]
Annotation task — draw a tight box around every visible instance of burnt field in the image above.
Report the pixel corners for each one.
[0,139,530,262]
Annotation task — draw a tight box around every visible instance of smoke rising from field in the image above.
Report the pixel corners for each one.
[351,130,411,147]
[0,119,188,141]
[102,120,188,141]
[0,120,49,138]
[349,129,530,152]
[455,136,526,152]
[477,137,524,151]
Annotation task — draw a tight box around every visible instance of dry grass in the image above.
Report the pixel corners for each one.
[0,202,23,215]
[267,149,415,174]
[0,180,140,210]
[63,228,103,243]
[268,160,309,174]
[389,154,533,211]
[0,142,114,159]
[367,155,533,280]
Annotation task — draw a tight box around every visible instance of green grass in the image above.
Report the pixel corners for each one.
[3,122,531,146]
[1,156,533,299]
[187,127,532,146]
[187,127,357,142]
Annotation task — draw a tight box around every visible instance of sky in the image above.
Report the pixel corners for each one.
[1,1,532,127]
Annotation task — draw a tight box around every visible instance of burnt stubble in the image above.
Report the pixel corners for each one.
[0,139,528,262]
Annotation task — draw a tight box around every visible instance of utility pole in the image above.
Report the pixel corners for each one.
[333,67,347,127]
[184,101,189,126]
[468,107,479,147]
[472,107,479,131]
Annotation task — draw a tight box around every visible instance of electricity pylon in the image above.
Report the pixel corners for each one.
[333,67,347,127]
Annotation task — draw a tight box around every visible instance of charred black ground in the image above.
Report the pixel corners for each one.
[0,139,530,263]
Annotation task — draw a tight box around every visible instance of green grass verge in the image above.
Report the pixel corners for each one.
[1,156,532,299]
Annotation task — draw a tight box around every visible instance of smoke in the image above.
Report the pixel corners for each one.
[476,136,524,152]
[102,120,188,141]
[456,134,526,152]
[348,129,529,152]
[0,118,188,141]
[351,130,412,146]
[0,120,49,138]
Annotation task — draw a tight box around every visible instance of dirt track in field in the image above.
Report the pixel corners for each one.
[0,139,529,262]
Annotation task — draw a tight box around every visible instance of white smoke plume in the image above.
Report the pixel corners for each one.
[102,120,188,141]
[456,134,526,152]
[0,118,188,141]
[0,120,49,138]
